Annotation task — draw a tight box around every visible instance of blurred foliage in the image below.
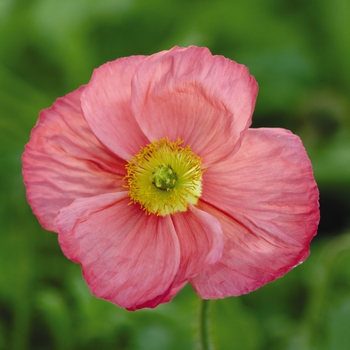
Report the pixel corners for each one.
[0,0,350,349]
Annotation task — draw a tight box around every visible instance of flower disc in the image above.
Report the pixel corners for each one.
[125,138,203,216]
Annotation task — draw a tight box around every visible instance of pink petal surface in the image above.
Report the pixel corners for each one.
[55,192,181,310]
[192,128,319,298]
[81,56,149,160]
[133,281,188,310]
[22,87,125,232]
[170,205,224,284]
[131,46,258,166]
[137,205,224,309]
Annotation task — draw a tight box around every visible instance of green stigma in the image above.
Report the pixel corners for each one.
[152,164,178,190]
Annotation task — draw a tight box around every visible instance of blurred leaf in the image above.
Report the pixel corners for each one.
[0,320,5,350]
[328,299,350,350]
[0,64,51,159]
[309,129,350,187]
[35,288,74,350]
[210,297,263,350]
[318,0,350,92]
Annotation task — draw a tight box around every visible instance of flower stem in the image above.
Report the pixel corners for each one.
[199,299,213,350]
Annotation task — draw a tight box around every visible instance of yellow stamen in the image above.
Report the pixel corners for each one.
[124,137,203,216]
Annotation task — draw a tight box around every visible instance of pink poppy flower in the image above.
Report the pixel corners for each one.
[22,46,319,310]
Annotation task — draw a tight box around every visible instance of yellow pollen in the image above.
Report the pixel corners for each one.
[124,137,203,216]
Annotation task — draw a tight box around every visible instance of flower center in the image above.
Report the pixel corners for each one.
[151,164,178,190]
[124,137,203,216]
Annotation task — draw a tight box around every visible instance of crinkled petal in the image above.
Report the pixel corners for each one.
[81,56,149,159]
[190,203,311,298]
[192,128,319,298]
[132,282,188,310]
[131,46,258,166]
[22,87,125,232]
[55,192,181,310]
[135,204,224,309]
[170,205,223,283]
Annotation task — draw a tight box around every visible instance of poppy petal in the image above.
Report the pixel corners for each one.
[135,204,224,308]
[55,192,181,310]
[22,87,124,232]
[192,128,319,297]
[131,46,258,166]
[170,205,224,283]
[81,56,149,160]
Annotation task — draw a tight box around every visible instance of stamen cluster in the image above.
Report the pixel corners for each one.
[124,138,203,216]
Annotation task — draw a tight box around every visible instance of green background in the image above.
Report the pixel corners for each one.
[1,0,350,349]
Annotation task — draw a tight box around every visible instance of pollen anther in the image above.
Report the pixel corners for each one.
[124,137,203,216]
